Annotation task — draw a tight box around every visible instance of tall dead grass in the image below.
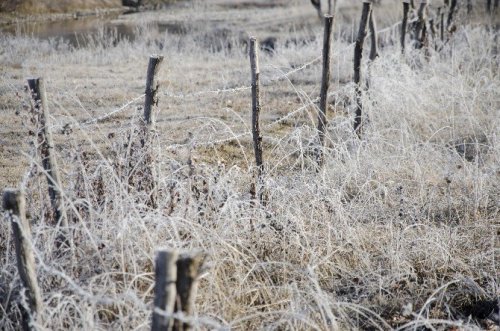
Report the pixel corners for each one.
[0,4,499,330]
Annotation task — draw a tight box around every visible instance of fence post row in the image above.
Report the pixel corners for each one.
[353,1,372,137]
[249,37,265,203]
[27,77,69,249]
[3,189,42,331]
[317,15,334,166]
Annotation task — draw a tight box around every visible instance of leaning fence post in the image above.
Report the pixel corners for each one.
[3,189,42,331]
[353,1,372,137]
[174,253,204,331]
[249,37,264,203]
[139,55,164,208]
[27,78,69,248]
[317,15,334,166]
[144,55,164,128]
[401,0,410,54]
[152,249,178,331]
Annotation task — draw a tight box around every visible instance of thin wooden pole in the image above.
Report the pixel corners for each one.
[311,0,322,18]
[3,189,42,331]
[249,37,264,202]
[414,2,427,49]
[144,55,164,127]
[447,0,458,27]
[368,11,379,61]
[401,1,410,54]
[174,253,204,331]
[440,11,445,44]
[317,15,334,166]
[152,249,178,331]
[27,78,69,248]
[353,1,372,137]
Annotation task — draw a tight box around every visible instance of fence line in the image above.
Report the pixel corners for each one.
[56,15,419,135]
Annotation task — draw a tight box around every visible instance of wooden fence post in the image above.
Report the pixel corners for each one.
[311,0,322,18]
[353,1,372,137]
[401,1,410,54]
[144,55,164,128]
[317,15,334,166]
[249,37,264,203]
[27,78,69,248]
[414,2,427,49]
[137,55,163,208]
[368,11,379,61]
[174,253,204,331]
[447,0,458,27]
[3,189,42,331]
[152,249,178,331]
[440,9,445,43]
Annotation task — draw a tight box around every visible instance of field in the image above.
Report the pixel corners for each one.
[0,0,499,330]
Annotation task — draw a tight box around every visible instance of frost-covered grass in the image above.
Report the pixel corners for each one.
[0,1,499,330]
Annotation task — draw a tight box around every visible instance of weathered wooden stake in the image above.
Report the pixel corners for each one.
[152,249,178,331]
[249,37,264,202]
[139,55,164,208]
[401,1,410,54]
[440,10,445,43]
[3,189,42,331]
[353,1,372,137]
[311,0,322,18]
[27,78,69,248]
[447,0,458,27]
[414,2,427,49]
[144,55,164,128]
[174,253,204,331]
[368,11,379,61]
[317,15,334,166]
